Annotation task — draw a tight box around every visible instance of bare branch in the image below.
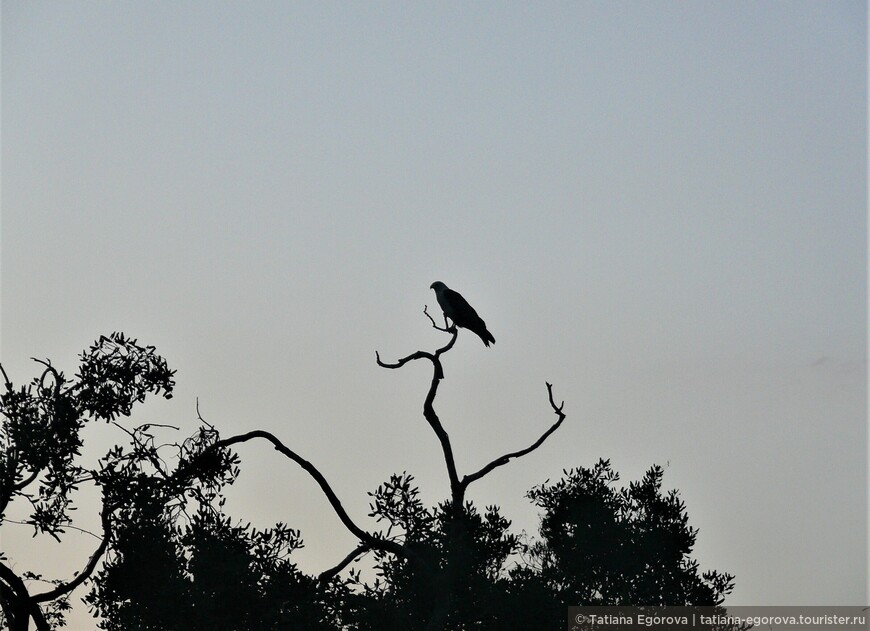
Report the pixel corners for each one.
[317,543,370,582]
[423,304,452,333]
[429,321,459,358]
[195,397,215,430]
[376,318,457,380]
[376,318,465,500]
[376,349,436,371]
[3,519,102,541]
[33,503,112,602]
[462,382,566,489]
[201,431,417,566]
[422,370,460,495]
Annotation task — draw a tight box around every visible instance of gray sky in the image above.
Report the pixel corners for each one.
[2,2,867,627]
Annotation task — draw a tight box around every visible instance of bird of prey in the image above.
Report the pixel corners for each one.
[430,281,496,347]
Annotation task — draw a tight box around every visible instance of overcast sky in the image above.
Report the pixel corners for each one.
[2,2,867,627]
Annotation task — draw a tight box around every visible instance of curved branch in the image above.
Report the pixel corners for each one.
[376,350,437,373]
[202,431,415,565]
[375,307,459,379]
[430,321,459,358]
[422,370,460,495]
[462,382,566,489]
[31,358,63,397]
[33,502,112,602]
[317,543,370,582]
[0,562,30,605]
[212,431,369,539]
[376,327,461,495]
[423,304,452,333]
[376,322,457,381]
[0,562,51,631]
[12,470,39,493]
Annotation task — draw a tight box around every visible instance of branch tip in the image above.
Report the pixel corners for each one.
[461,381,567,489]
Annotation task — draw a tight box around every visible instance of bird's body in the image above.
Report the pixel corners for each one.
[430,281,496,347]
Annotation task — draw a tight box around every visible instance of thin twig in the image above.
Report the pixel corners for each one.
[3,519,102,541]
[423,305,453,333]
[111,422,171,479]
[33,503,112,602]
[138,423,180,432]
[195,398,215,430]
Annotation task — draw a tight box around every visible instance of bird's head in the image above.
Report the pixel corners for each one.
[430,281,446,292]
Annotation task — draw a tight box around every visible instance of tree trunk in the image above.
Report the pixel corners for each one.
[2,600,31,631]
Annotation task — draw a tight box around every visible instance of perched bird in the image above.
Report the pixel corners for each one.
[430,281,496,347]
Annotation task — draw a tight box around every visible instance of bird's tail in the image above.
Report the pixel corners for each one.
[480,330,496,347]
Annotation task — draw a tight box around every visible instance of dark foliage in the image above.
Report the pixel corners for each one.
[75,333,174,421]
[523,459,735,608]
[3,332,736,631]
[1,334,175,539]
[84,408,339,630]
[339,473,520,630]
[335,464,734,630]
[86,498,341,631]
[0,333,176,631]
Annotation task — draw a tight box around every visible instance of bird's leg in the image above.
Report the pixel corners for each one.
[440,314,455,334]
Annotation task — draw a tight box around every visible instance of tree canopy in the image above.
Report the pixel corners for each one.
[0,333,176,630]
[1,327,736,630]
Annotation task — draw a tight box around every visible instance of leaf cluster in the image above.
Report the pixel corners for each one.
[0,333,178,630]
[86,465,339,631]
[525,458,735,607]
[75,333,175,421]
[0,333,176,541]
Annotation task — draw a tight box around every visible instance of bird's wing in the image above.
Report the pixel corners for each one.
[444,287,480,323]
[442,286,495,346]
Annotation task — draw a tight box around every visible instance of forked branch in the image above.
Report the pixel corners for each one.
[376,308,457,381]
[376,321,461,494]
[461,382,566,489]
[378,312,569,511]
[424,304,453,333]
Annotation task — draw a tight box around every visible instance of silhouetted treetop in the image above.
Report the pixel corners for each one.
[525,459,735,607]
[3,325,737,631]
